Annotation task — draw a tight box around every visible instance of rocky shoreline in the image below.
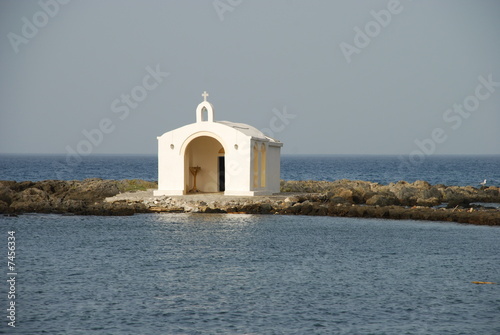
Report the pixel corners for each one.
[1,179,500,226]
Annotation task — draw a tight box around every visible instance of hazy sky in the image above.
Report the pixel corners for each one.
[1,0,499,155]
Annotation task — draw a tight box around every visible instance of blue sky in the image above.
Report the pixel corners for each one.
[1,0,499,155]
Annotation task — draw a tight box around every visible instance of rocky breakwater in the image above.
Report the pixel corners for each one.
[0,179,156,215]
[114,179,500,226]
[2,179,500,226]
[277,180,500,226]
[281,179,500,208]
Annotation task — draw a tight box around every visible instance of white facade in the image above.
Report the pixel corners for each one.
[154,92,283,196]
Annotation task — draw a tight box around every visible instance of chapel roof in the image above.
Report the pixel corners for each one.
[216,120,280,143]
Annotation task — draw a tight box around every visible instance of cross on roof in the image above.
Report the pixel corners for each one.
[202,91,209,101]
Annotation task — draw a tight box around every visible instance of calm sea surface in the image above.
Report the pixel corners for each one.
[0,154,499,186]
[0,155,499,334]
[1,214,499,334]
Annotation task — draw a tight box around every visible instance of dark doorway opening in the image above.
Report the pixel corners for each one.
[218,156,225,192]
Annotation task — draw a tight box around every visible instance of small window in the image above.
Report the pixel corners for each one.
[253,144,259,188]
[260,144,266,187]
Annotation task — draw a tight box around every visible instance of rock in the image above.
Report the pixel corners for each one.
[366,195,398,206]
[65,179,120,202]
[413,180,431,188]
[299,201,313,215]
[0,200,9,213]
[10,200,51,213]
[1,178,499,225]
[0,187,13,205]
[336,188,354,202]
[284,196,299,204]
[204,207,226,213]
[315,205,328,216]
[280,180,332,193]
[8,181,35,192]
[36,180,72,197]
[389,184,419,206]
[416,197,441,207]
[260,203,273,214]
[0,181,17,189]
[15,187,49,202]
[329,196,351,205]
[421,186,443,201]
[288,203,302,214]
[0,179,152,214]
[117,179,157,192]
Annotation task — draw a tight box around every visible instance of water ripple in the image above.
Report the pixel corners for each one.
[2,214,499,334]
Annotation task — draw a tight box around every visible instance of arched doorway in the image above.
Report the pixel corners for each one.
[184,136,225,193]
[218,147,225,192]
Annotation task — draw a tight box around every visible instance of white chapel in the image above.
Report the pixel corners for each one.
[154,92,283,196]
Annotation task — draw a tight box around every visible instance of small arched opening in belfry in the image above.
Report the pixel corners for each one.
[201,107,208,122]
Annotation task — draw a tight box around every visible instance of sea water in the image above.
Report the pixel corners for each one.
[0,214,499,334]
[0,154,499,186]
[0,155,499,334]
